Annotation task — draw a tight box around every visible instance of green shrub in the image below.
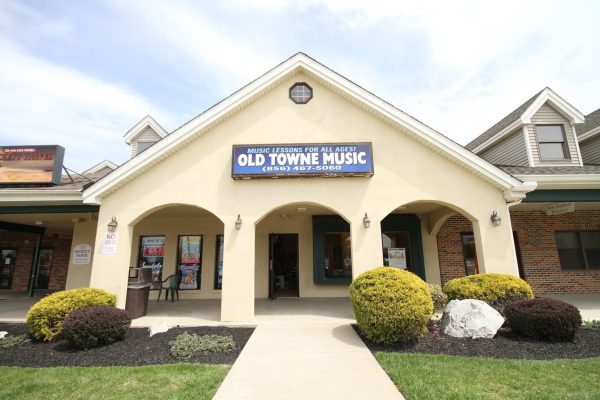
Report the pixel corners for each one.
[169,332,236,361]
[62,306,131,349]
[0,334,30,348]
[583,320,600,330]
[505,298,582,341]
[429,284,448,312]
[26,288,116,341]
[349,267,433,344]
[443,273,533,311]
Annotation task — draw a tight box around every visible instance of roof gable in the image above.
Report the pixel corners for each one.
[123,115,167,145]
[82,160,119,175]
[467,88,585,153]
[83,53,533,204]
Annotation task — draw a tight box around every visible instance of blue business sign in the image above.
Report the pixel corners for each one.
[232,143,374,179]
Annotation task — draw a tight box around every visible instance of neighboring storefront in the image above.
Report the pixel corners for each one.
[1,54,598,322]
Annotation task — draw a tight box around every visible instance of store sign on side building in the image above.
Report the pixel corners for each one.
[232,143,374,179]
[546,202,575,216]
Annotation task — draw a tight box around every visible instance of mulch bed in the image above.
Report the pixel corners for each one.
[355,321,600,360]
[0,323,254,367]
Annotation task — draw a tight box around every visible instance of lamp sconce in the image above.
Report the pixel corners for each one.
[490,211,502,227]
[107,216,118,232]
[235,214,242,230]
[363,213,371,228]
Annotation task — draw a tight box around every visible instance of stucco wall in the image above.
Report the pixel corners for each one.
[89,72,518,320]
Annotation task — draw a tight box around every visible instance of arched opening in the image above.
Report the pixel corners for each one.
[381,201,476,285]
[255,202,351,300]
[131,204,224,301]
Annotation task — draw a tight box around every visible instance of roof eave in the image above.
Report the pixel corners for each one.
[82,53,532,204]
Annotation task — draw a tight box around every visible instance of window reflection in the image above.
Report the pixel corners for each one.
[323,232,352,278]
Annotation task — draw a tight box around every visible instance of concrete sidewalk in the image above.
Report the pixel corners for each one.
[213,319,403,400]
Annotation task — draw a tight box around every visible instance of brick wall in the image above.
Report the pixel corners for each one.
[0,233,72,292]
[435,210,600,295]
[511,210,600,295]
[436,215,472,285]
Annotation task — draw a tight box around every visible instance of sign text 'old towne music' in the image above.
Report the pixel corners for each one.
[232,143,374,179]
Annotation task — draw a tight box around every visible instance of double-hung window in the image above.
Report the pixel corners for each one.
[536,125,568,160]
[555,231,600,269]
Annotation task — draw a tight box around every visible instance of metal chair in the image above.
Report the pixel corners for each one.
[157,274,181,303]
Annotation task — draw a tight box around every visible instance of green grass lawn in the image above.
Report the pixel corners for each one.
[377,353,600,400]
[0,364,229,400]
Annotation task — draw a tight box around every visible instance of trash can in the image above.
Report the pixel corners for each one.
[125,268,152,319]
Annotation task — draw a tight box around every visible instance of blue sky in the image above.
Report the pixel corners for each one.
[1,0,599,171]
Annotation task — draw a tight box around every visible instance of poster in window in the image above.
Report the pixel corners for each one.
[215,235,224,289]
[138,236,166,289]
[177,236,202,290]
[388,248,407,269]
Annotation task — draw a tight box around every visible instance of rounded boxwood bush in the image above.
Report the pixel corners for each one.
[350,267,433,344]
[505,298,582,341]
[63,306,132,349]
[26,288,116,341]
[443,273,533,311]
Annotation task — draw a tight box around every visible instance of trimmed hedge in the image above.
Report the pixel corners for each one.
[62,306,132,349]
[26,288,116,341]
[443,273,533,311]
[505,298,582,341]
[350,267,433,344]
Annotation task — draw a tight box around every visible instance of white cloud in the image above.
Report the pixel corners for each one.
[223,0,600,144]
[109,0,281,92]
[0,42,173,171]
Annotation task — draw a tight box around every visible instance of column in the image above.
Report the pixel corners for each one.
[350,213,384,279]
[221,220,255,322]
[89,214,133,309]
[472,208,519,276]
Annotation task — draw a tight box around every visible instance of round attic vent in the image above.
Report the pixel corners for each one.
[289,82,313,104]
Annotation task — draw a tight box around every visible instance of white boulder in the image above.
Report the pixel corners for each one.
[441,299,504,339]
[0,331,7,339]
[149,322,170,337]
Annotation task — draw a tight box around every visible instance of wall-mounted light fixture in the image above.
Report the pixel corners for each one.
[363,213,371,228]
[235,214,243,230]
[107,216,118,232]
[490,211,502,227]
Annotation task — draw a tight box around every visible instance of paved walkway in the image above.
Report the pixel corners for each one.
[213,319,403,400]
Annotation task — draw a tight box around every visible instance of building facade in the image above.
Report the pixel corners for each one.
[1,54,599,322]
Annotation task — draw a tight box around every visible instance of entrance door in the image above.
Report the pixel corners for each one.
[268,234,299,299]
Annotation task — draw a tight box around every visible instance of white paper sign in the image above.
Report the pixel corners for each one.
[388,248,407,269]
[546,202,575,216]
[72,244,92,265]
[102,232,118,254]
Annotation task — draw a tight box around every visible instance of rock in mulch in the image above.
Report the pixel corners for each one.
[0,323,254,367]
[441,299,504,339]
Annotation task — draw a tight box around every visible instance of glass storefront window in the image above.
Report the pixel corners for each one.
[323,232,352,279]
[215,235,224,290]
[177,235,203,290]
[381,231,412,271]
[138,236,166,289]
[461,233,478,275]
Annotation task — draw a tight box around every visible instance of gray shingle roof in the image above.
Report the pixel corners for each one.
[465,89,545,151]
[0,171,107,192]
[499,165,600,175]
[576,107,600,136]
